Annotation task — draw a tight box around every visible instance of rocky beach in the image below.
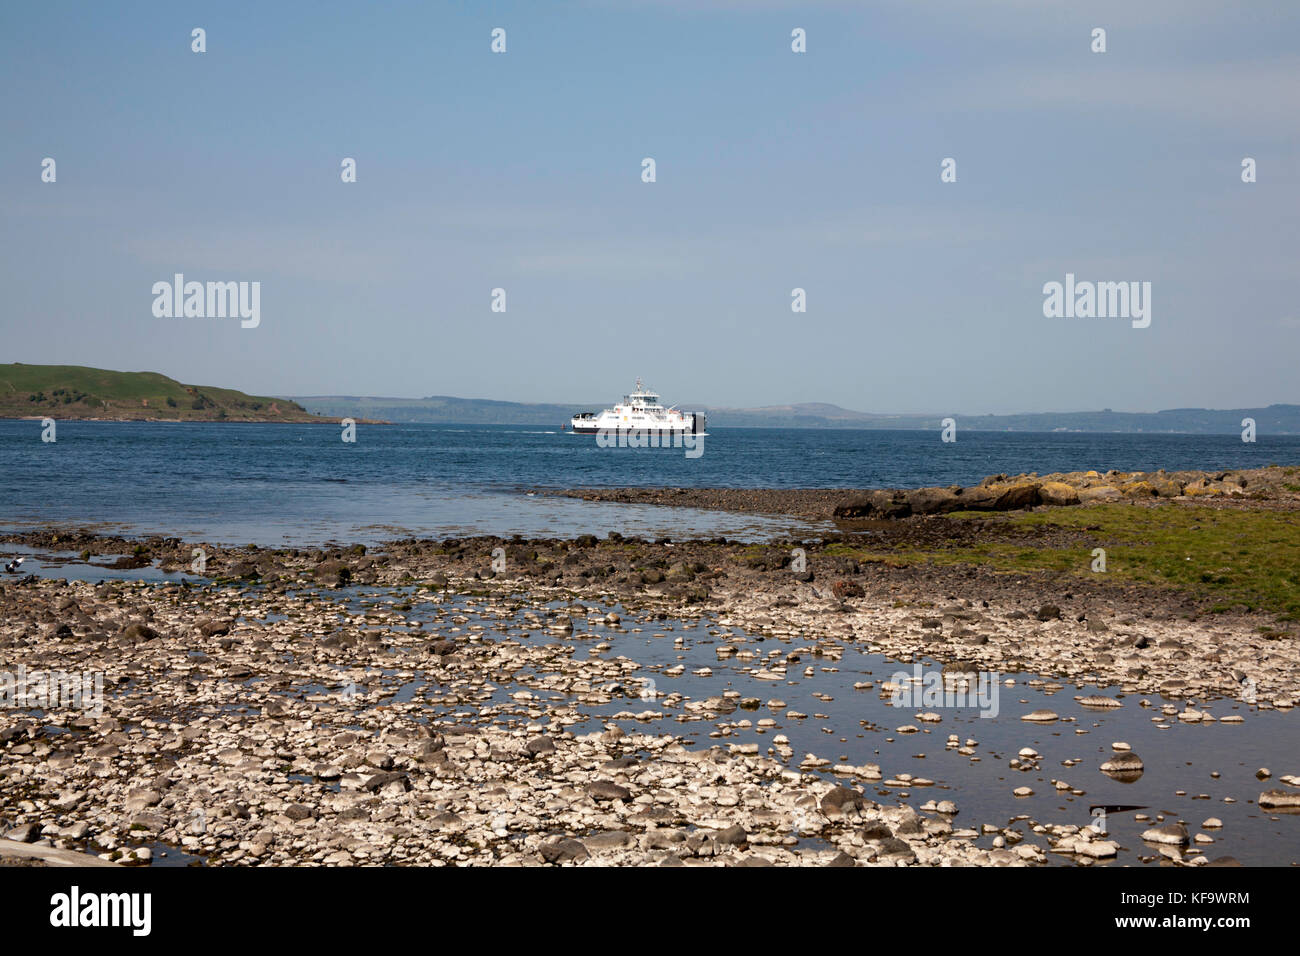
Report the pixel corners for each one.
[2,466,1298,867]
[5,2,1294,936]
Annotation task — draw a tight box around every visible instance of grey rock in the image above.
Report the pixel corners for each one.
[820,786,865,815]
[587,780,632,801]
[540,838,590,863]
[5,824,41,844]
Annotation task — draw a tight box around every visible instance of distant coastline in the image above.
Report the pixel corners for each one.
[292,394,1300,434]
[5,363,1294,432]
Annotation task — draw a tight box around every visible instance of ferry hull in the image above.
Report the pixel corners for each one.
[569,425,701,436]
[570,412,706,436]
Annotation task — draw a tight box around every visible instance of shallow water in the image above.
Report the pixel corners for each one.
[258,585,1300,866]
[140,841,205,868]
[517,603,1296,866]
[0,544,203,585]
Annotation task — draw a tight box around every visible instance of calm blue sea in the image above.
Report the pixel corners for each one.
[1,421,1295,545]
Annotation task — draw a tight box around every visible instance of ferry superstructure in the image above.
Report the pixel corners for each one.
[569,380,706,436]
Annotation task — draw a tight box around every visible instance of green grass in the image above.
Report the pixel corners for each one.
[830,503,1300,620]
[0,363,318,421]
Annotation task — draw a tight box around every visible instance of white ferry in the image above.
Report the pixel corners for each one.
[569,379,706,436]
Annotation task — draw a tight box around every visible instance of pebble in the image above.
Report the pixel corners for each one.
[1100,752,1144,774]
[1259,790,1300,808]
[1141,823,1189,846]
[1021,710,1059,722]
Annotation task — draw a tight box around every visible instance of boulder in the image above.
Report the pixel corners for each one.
[196,616,233,637]
[820,786,866,815]
[540,838,590,863]
[1141,823,1189,846]
[833,491,912,519]
[1259,789,1300,808]
[525,736,556,757]
[956,481,1042,512]
[664,562,694,583]
[994,482,1043,509]
[313,560,352,587]
[587,780,632,801]
[117,622,159,643]
[714,824,748,846]
[1121,480,1159,498]
[1100,752,1145,775]
[1039,481,1080,506]
[582,831,634,851]
[1152,478,1185,497]
[906,487,961,515]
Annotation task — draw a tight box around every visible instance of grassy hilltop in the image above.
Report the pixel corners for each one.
[0,364,328,422]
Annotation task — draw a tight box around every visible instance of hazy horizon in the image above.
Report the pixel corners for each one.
[281,388,1300,418]
[3,1,1298,413]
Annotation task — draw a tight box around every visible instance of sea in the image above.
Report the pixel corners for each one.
[1,421,1297,546]
[3,421,1298,866]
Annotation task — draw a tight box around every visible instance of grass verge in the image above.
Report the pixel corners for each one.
[827,502,1300,620]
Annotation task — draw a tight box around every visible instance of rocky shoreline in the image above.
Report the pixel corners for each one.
[544,465,1300,521]
[2,507,1296,866]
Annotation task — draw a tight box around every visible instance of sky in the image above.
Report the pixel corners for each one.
[1,0,1297,413]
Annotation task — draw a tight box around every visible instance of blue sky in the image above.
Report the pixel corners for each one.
[2,0,1297,412]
